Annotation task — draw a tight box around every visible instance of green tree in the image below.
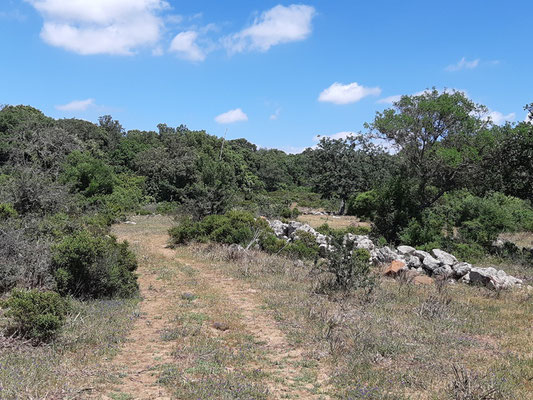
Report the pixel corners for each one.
[308,135,390,214]
[367,89,489,210]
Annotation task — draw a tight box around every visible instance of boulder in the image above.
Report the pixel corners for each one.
[469,267,523,290]
[373,246,400,264]
[413,250,431,260]
[452,262,472,278]
[287,222,317,240]
[433,264,453,278]
[431,249,458,266]
[397,245,416,255]
[269,220,288,239]
[406,255,422,269]
[384,260,407,277]
[356,238,375,252]
[422,255,441,272]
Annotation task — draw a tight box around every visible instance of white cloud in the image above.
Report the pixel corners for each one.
[446,57,480,72]
[55,98,95,111]
[215,108,248,124]
[319,82,381,105]
[223,4,315,54]
[485,110,516,125]
[26,0,168,55]
[377,94,402,104]
[169,31,206,61]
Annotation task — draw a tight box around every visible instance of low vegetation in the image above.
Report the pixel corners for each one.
[1,91,532,398]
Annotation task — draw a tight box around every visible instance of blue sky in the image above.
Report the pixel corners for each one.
[1,0,532,152]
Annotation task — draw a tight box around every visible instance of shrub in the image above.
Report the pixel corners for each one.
[2,289,69,342]
[346,190,378,220]
[259,233,286,254]
[61,151,115,197]
[315,238,373,292]
[169,211,271,247]
[281,231,320,259]
[52,230,138,299]
[0,203,18,219]
[399,190,533,254]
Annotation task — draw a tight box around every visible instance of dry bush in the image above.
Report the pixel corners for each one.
[0,225,54,294]
[449,365,508,400]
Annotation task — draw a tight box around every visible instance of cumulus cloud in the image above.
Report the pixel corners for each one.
[485,110,516,125]
[26,0,168,55]
[169,31,206,61]
[215,108,248,124]
[55,98,95,111]
[319,82,381,105]
[223,4,315,53]
[446,57,480,72]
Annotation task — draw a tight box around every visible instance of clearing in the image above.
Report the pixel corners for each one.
[92,215,532,400]
[95,215,331,399]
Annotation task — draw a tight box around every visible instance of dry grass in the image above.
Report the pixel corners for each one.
[188,242,533,400]
[499,232,533,249]
[0,298,139,399]
[297,214,370,230]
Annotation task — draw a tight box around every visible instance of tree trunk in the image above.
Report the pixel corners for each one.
[338,198,346,215]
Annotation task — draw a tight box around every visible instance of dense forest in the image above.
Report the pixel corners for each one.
[1,89,532,341]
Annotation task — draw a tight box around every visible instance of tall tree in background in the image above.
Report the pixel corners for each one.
[368,89,490,210]
[308,135,390,214]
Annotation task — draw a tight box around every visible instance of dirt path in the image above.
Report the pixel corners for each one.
[97,216,330,399]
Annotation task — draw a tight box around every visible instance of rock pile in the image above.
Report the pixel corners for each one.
[268,219,524,290]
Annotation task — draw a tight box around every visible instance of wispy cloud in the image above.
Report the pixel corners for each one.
[223,4,316,54]
[377,94,402,104]
[269,108,281,120]
[319,82,381,105]
[445,57,480,72]
[55,98,95,112]
[215,108,248,124]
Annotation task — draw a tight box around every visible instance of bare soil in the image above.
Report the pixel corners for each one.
[96,216,330,399]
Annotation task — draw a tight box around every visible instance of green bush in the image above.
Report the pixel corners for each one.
[399,190,533,258]
[0,203,18,219]
[52,230,138,299]
[169,210,271,247]
[2,289,69,342]
[281,231,319,259]
[61,151,115,197]
[346,190,378,220]
[317,239,373,292]
[259,233,286,254]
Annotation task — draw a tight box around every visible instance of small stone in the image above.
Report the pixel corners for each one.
[414,275,434,285]
[212,322,230,331]
[181,292,196,301]
[384,260,407,277]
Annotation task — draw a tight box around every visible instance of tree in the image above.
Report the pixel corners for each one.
[367,89,489,210]
[308,135,390,214]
